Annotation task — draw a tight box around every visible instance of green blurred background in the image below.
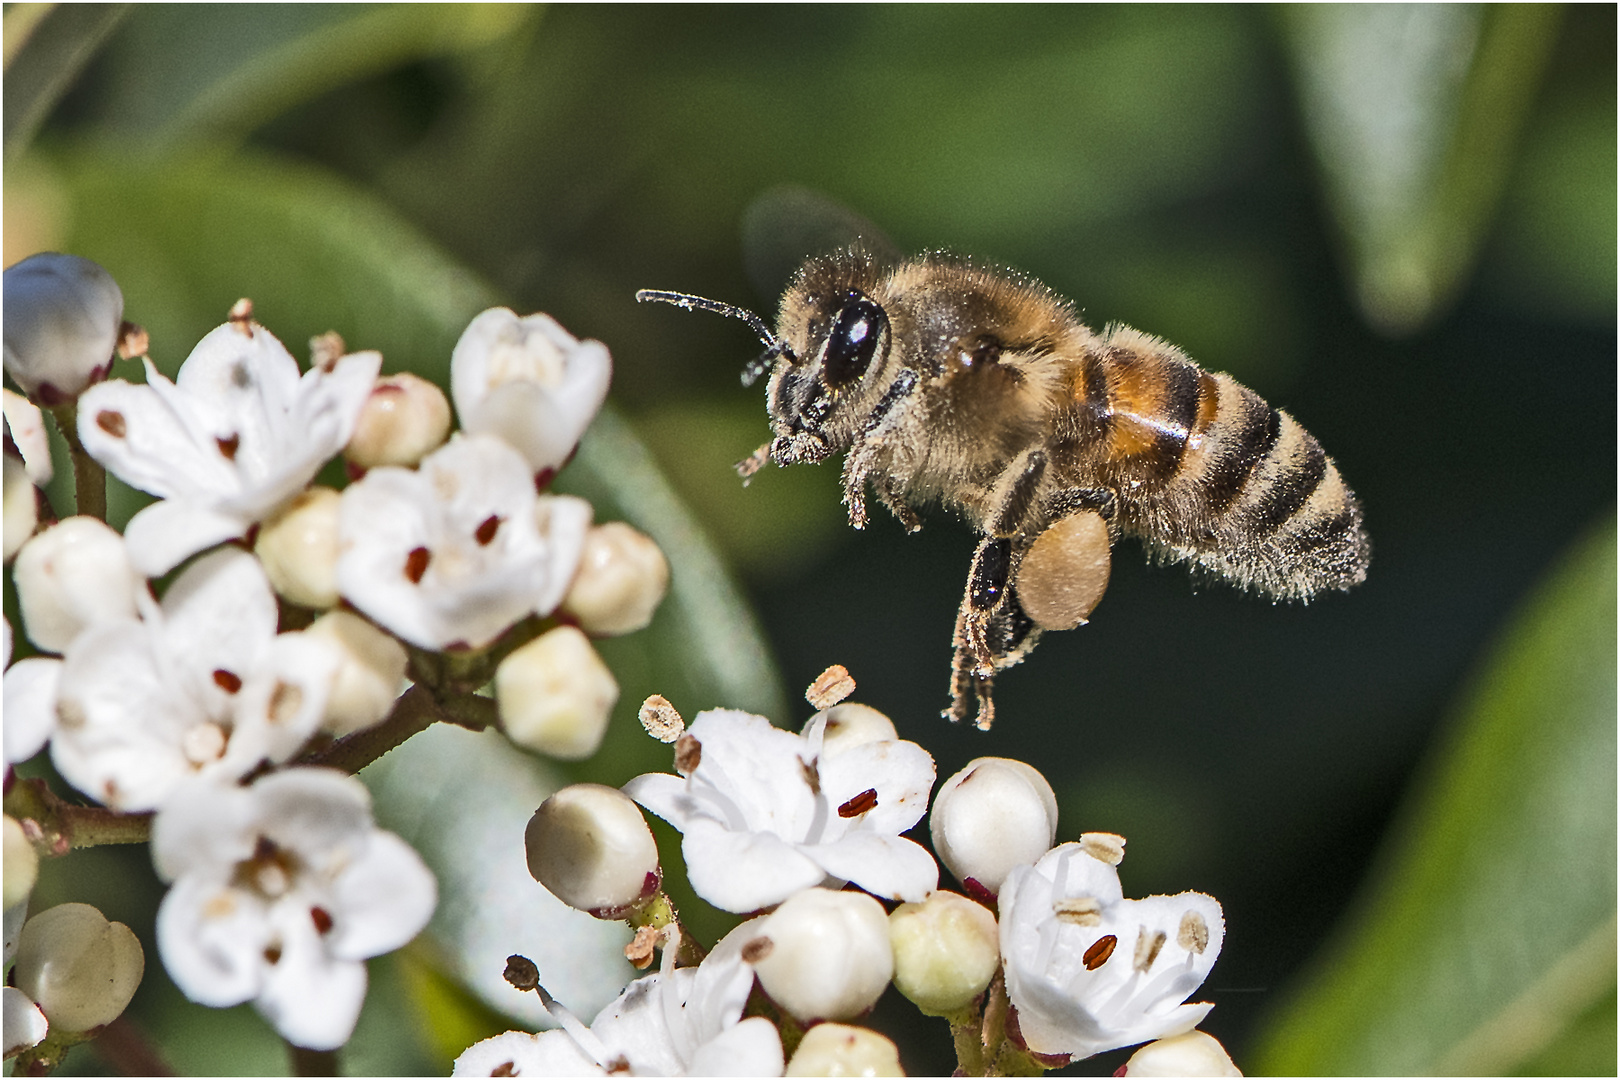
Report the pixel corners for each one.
[4,4,1613,1076]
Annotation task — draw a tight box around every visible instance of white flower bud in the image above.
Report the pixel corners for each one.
[1122,1030,1242,1076]
[4,454,37,561]
[12,903,143,1033]
[4,389,53,486]
[751,888,893,1023]
[888,890,999,1015]
[808,703,898,756]
[525,783,661,916]
[558,522,669,636]
[304,610,407,736]
[4,816,38,911]
[2,253,123,404]
[13,517,141,652]
[344,371,452,470]
[785,1022,904,1077]
[930,757,1058,896]
[496,625,619,760]
[254,485,342,609]
[4,985,49,1057]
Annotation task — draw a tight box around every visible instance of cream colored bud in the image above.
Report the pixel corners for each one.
[4,816,38,910]
[785,1023,904,1076]
[255,486,342,608]
[13,516,142,652]
[752,888,893,1023]
[496,625,619,760]
[930,758,1058,896]
[559,522,669,636]
[3,253,122,404]
[525,783,660,916]
[344,371,451,470]
[304,610,407,736]
[808,703,897,756]
[1122,1030,1242,1076]
[4,454,37,561]
[12,903,143,1033]
[888,890,999,1015]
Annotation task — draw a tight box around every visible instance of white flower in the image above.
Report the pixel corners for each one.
[930,757,1059,897]
[450,308,611,478]
[152,768,435,1052]
[623,708,937,914]
[3,986,48,1058]
[999,841,1225,1062]
[453,924,781,1077]
[76,320,379,576]
[2,253,122,404]
[336,434,590,651]
[12,516,143,653]
[749,888,894,1023]
[48,547,341,812]
[3,389,53,486]
[3,616,59,770]
[3,454,37,562]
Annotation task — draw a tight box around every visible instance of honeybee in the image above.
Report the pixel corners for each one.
[639,250,1370,730]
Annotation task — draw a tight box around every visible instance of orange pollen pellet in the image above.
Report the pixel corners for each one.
[213,669,243,693]
[96,410,127,437]
[475,514,502,545]
[404,546,431,583]
[1083,934,1117,970]
[838,788,879,818]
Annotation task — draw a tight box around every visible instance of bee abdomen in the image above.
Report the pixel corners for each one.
[1159,373,1369,599]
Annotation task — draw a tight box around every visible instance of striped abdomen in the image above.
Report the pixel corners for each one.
[1060,325,1369,601]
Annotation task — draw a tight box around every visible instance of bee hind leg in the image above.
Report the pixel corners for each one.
[946,536,1041,730]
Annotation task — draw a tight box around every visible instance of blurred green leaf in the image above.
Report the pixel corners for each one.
[1281,4,1562,334]
[77,4,533,147]
[30,139,787,1038]
[1253,514,1617,1075]
[3,3,128,161]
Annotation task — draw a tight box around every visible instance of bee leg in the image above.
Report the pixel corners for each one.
[1043,486,1121,542]
[840,367,921,531]
[879,477,922,533]
[948,535,1042,729]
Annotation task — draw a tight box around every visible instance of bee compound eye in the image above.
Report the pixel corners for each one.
[821,297,887,388]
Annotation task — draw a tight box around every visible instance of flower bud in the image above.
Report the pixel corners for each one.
[344,371,451,470]
[785,1023,904,1077]
[13,517,141,652]
[4,985,49,1056]
[4,816,39,911]
[12,903,143,1033]
[4,389,53,486]
[751,888,893,1023]
[930,758,1058,896]
[1121,1030,1242,1076]
[496,625,619,760]
[807,703,897,756]
[2,253,123,404]
[304,610,407,736]
[558,522,669,636]
[888,890,999,1015]
[254,486,342,609]
[525,783,660,916]
[4,454,37,561]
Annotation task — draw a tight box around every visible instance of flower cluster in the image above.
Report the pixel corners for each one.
[3,253,670,1063]
[463,671,1240,1077]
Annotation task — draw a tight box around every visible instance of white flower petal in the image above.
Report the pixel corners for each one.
[800,832,938,903]
[156,876,270,1009]
[453,1030,602,1077]
[2,389,52,485]
[3,985,48,1057]
[326,831,436,961]
[254,903,368,1052]
[122,499,249,578]
[687,1016,785,1077]
[78,361,235,503]
[681,820,827,915]
[149,778,259,883]
[3,657,60,768]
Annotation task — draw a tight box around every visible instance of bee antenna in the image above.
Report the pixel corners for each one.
[636,289,795,385]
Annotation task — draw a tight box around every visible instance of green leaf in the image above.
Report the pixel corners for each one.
[1280,5,1563,334]
[1253,514,1617,1075]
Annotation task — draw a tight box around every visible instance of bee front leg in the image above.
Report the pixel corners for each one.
[840,367,921,531]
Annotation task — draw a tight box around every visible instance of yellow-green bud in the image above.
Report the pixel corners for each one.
[785,1023,904,1076]
[888,890,999,1015]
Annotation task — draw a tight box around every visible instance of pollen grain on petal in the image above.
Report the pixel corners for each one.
[1052,896,1103,927]
[1177,910,1210,954]
[217,434,241,461]
[673,733,702,776]
[404,546,432,583]
[1082,934,1117,970]
[638,694,685,742]
[475,514,502,546]
[1133,928,1167,972]
[203,890,238,920]
[95,409,127,438]
[310,906,334,934]
[1079,831,1126,866]
[229,298,255,332]
[741,935,774,964]
[838,788,879,818]
[799,755,821,796]
[267,681,304,725]
[213,669,243,693]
